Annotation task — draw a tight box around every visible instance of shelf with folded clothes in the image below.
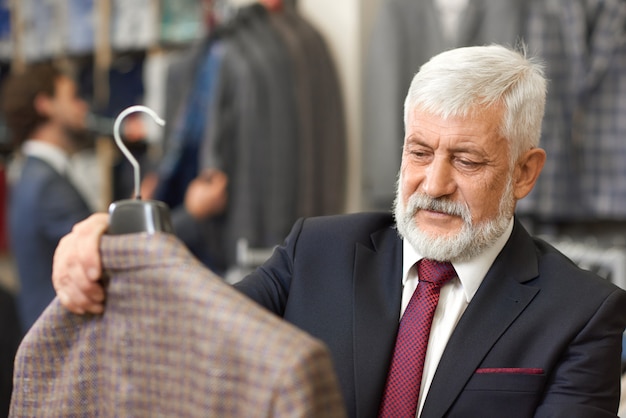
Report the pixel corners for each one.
[3,0,210,68]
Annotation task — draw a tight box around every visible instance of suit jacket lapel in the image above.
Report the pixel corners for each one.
[421,220,541,418]
[353,226,403,418]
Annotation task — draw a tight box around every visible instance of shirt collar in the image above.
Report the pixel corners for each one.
[21,140,71,175]
[402,217,514,303]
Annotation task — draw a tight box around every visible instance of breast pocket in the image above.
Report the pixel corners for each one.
[466,369,546,392]
[444,371,547,418]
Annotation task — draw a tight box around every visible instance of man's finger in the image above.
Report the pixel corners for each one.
[58,281,104,315]
[74,213,109,281]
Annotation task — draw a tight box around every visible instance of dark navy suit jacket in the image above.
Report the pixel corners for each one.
[9,156,91,331]
[235,212,626,418]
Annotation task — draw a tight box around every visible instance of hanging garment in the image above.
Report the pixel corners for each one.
[197,6,302,265]
[151,39,228,271]
[155,39,223,209]
[267,10,317,217]
[65,0,95,54]
[10,232,346,417]
[196,26,263,267]
[158,3,347,270]
[241,5,301,247]
[160,46,203,151]
[517,0,626,221]
[279,5,347,217]
[19,0,64,60]
[111,0,158,50]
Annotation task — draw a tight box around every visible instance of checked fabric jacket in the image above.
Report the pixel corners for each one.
[10,232,346,417]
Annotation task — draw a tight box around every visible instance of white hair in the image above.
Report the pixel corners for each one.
[404,44,547,162]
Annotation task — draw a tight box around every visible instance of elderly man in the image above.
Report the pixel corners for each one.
[52,44,626,417]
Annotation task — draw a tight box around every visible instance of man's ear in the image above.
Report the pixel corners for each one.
[513,148,546,200]
[33,92,52,117]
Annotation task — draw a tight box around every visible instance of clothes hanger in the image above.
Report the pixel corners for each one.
[107,105,175,235]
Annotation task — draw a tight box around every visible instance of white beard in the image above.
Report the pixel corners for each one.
[393,175,515,262]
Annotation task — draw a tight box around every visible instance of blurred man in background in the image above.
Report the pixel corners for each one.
[1,62,93,333]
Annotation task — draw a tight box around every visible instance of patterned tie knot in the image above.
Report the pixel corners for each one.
[417,258,456,287]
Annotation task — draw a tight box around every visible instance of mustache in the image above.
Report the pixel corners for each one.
[405,193,472,223]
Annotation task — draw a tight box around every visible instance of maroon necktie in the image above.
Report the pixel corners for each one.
[378,259,457,417]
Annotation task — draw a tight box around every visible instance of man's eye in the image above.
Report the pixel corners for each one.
[456,159,481,169]
[410,150,430,158]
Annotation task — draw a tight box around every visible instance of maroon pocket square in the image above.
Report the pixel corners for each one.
[475,367,544,375]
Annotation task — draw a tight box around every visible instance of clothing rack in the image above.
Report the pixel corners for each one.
[156,2,346,271]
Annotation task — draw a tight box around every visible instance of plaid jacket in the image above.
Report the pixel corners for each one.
[517,0,626,220]
[10,233,346,418]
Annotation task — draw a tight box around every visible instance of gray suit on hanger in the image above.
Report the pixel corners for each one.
[268,6,348,218]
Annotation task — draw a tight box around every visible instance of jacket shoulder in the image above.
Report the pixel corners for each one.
[298,212,395,239]
[533,236,623,290]
[277,212,397,263]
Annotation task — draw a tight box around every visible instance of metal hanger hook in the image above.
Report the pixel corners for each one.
[113,105,165,200]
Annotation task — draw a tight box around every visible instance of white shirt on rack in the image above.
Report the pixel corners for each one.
[399,217,514,417]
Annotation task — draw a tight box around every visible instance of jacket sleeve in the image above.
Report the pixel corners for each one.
[233,218,305,316]
[535,287,626,417]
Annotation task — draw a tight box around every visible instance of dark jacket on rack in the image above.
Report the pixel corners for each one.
[159,4,347,269]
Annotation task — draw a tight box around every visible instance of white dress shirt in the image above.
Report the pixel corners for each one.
[21,140,72,176]
[20,140,101,211]
[399,218,514,417]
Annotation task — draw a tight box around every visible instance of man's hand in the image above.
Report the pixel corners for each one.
[184,169,228,219]
[52,213,109,314]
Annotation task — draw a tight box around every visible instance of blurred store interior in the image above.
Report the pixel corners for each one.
[1,0,626,414]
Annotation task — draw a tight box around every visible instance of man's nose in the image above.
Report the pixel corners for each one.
[421,158,455,198]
